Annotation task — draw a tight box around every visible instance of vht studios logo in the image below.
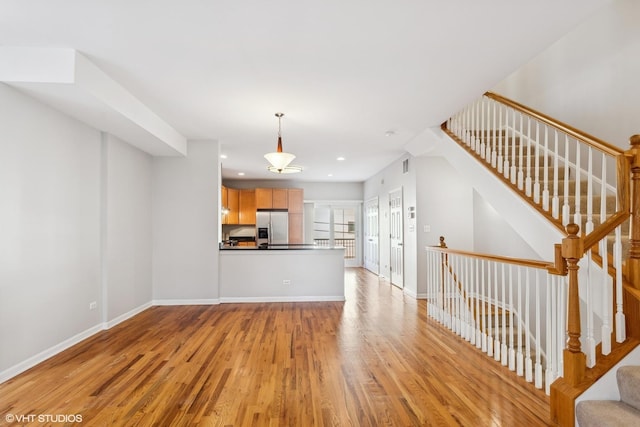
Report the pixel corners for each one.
[5,413,83,423]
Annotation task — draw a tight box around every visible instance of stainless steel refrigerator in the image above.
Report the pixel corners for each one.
[256,210,289,245]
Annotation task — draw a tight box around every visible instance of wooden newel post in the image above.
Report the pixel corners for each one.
[562,223,586,386]
[627,134,640,290]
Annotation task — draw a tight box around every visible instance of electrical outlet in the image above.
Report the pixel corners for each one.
[283,279,291,285]
[89,301,97,310]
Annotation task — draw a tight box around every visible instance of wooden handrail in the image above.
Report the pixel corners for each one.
[485,92,625,157]
[428,245,553,270]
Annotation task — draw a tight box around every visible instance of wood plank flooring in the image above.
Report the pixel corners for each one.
[0,268,552,426]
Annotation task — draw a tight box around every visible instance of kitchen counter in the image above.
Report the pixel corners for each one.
[219,247,345,302]
[219,243,341,250]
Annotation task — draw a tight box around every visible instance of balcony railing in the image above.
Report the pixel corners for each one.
[314,238,355,259]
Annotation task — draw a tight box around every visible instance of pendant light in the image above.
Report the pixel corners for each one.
[264,112,302,174]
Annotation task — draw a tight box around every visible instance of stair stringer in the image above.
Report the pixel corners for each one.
[434,127,564,260]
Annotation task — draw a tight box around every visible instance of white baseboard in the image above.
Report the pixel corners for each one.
[1,295,344,384]
[1,301,152,384]
[105,301,153,329]
[152,298,220,306]
[220,295,346,303]
[0,323,104,384]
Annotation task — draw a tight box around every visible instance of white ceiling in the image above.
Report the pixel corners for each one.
[0,0,611,182]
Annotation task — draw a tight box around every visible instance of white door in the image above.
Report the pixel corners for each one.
[389,189,404,288]
[364,197,379,274]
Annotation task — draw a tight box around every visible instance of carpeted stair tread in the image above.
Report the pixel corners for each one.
[576,400,640,427]
[618,366,640,411]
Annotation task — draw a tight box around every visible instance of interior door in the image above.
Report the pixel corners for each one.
[364,197,379,274]
[389,188,404,288]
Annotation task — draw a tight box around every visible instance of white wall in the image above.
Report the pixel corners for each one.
[472,191,539,259]
[493,0,640,149]
[414,156,475,297]
[363,154,418,296]
[0,83,102,374]
[103,134,152,323]
[152,141,220,303]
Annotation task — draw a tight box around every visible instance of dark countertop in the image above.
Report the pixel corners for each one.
[220,243,344,251]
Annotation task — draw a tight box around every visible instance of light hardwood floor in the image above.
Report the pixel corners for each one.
[0,268,552,426]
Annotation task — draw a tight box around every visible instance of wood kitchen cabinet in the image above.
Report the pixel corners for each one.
[288,213,303,244]
[221,185,229,224]
[287,188,303,214]
[227,188,239,224]
[272,188,288,209]
[255,188,273,209]
[256,188,289,209]
[239,189,256,224]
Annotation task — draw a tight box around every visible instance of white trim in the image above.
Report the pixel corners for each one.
[0,323,104,383]
[403,288,418,299]
[152,298,220,306]
[0,300,157,383]
[105,302,153,329]
[220,296,345,303]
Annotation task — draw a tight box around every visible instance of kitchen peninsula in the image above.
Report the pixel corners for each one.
[219,245,345,302]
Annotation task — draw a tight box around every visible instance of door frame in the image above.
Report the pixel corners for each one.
[389,187,404,288]
[363,197,379,275]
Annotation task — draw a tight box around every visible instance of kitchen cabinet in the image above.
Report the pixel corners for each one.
[221,185,229,224]
[272,188,288,209]
[227,188,239,224]
[256,187,288,209]
[256,188,273,209]
[239,189,256,224]
[287,188,303,214]
[288,213,303,244]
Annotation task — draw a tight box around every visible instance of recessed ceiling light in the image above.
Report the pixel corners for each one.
[337,156,345,161]
[328,173,333,177]
[220,154,228,159]
[238,172,245,176]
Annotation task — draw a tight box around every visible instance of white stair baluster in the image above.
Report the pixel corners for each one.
[517,266,524,377]
[615,225,626,342]
[517,114,524,190]
[494,263,501,362]
[510,111,517,184]
[525,271,533,383]
[533,121,541,204]
[552,130,560,218]
[573,138,582,227]
[508,265,516,371]
[535,270,543,389]
[542,126,550,211]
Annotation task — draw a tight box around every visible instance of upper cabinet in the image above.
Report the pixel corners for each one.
[255,188,273,209]
[222,186,256,225]
[256,187,296,210]
[221,185,229,224]
[239,189,256,224]
[226,188,240,224]
[272,189,288,209]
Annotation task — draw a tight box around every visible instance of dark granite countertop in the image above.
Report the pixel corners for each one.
[219,243,344,251]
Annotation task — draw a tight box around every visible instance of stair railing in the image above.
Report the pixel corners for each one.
[426,239,566,394]
[441,92,640,426]
[442,92,632,356]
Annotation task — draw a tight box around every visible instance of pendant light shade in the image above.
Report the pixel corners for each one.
[264,113,302,174]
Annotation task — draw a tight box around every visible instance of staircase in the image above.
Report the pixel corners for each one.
[576,366,640,426]
[427,92,640,427]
